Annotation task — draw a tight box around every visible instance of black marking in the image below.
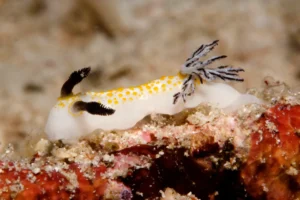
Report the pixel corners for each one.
[218,71,239,76]
[192,44,204,57]
[197,68,209,79]
[211,55,227,61]
[185,40,221,68]
[210,72,225,81]
[210,72,244,82]
[192,72,203,84]
[182,93,186,102]
[173,92,181,104]
[217,65,228,69]
[211,39,219,46]
[228,68,245,72]
[191,40,219,58]
[185,62,192,68]
[182,83,188,91]
[73,101,115,116]
[183,75,193,85]
[202,55,227,66]
[217,66,245,75]
[61,67,91,97]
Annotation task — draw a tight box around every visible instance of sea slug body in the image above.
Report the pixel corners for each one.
[45,40,261,142]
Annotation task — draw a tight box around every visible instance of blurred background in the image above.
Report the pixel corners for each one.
[0,0,299,156]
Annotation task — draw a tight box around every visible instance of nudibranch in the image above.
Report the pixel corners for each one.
[45,40,260,141]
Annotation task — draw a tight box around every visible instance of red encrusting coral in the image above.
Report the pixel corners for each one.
[0,161,108,200]
[241,104,300,199]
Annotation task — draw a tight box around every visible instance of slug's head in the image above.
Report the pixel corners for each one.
[45,67,115,142]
